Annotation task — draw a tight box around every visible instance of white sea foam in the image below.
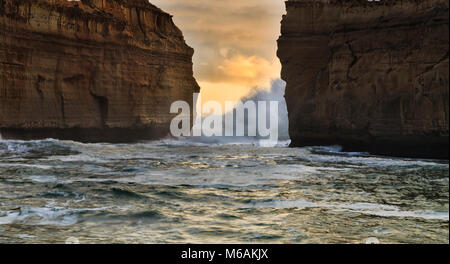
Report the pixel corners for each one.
[159,137,291,148]
[0,207,78,226]
[0,206,111,226]
[305,147,447,167]
[248,199,449,221]
[27,175,72,184]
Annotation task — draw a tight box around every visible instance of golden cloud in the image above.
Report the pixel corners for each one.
[216,55,279,86]
[151,0,285,101]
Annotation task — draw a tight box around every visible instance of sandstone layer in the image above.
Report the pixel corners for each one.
[278,0,449,158]
[0,0,199,142]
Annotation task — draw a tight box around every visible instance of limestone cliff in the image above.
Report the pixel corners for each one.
[278,0,449,158]
[0,0,199,142]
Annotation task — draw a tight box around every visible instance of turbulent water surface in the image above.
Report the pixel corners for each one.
[0,139,448,243]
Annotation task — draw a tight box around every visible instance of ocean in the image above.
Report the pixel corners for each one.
[0,138,448,243]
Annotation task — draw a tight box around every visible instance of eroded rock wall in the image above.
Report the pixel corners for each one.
[0,0,199,142]
[278,0,449,158]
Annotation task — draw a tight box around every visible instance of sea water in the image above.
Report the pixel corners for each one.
[0,138,448,243]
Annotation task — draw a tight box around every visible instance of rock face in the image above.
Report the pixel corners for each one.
[278,0,449,158]
[0,0,199,142]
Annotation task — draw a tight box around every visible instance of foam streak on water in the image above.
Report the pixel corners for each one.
[0,139,448,243]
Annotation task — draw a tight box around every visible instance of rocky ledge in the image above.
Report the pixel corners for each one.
[0,0,199,142]
[278,0,449,158]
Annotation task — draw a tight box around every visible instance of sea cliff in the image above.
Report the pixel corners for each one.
[278,0,449,158]
[0,0,199,142]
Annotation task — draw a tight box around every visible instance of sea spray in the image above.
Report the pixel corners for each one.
[170,79,289,146]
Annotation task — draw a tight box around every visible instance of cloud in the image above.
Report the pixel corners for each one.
[151,0,286,101]
[215,55,278,86]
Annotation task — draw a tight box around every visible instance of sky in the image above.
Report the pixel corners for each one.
[151,0,286,104]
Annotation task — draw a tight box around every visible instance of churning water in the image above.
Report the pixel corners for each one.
[0,138,448,243]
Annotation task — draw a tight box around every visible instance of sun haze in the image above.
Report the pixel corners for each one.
[151,0,286,104]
